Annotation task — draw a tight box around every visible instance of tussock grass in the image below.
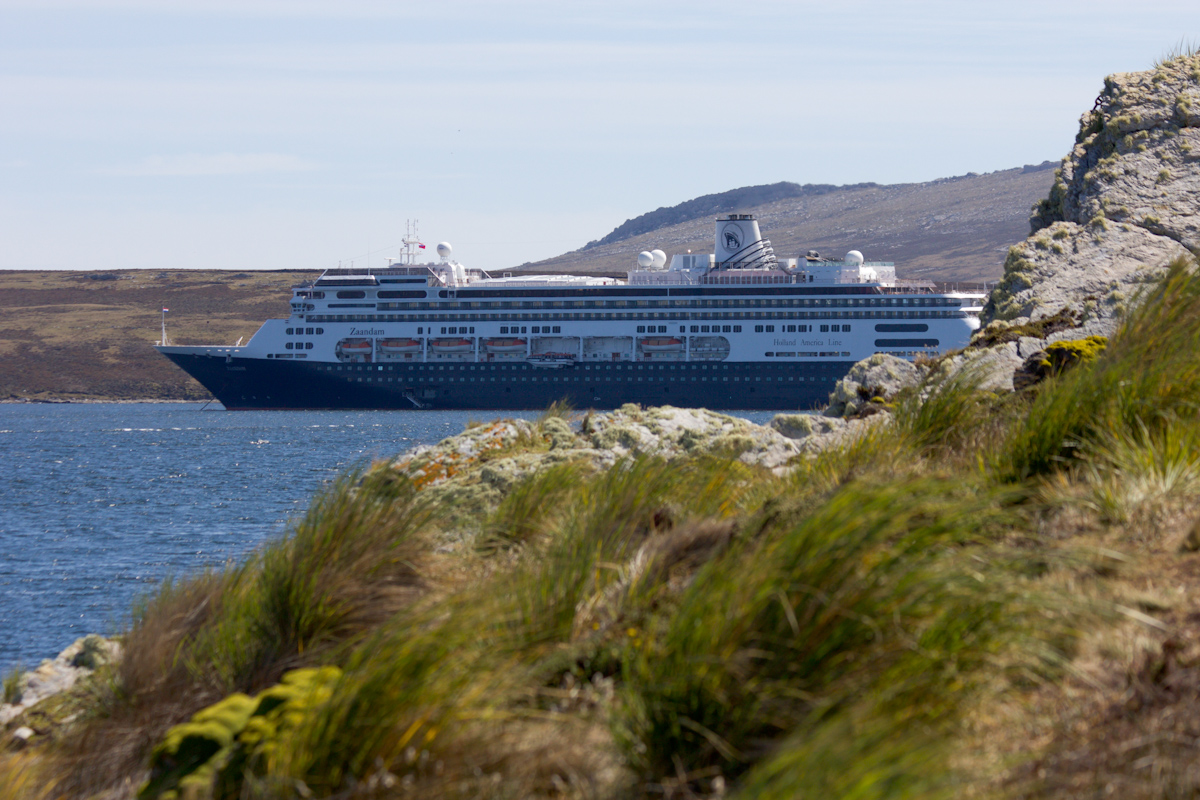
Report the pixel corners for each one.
[996,256,1200,481]
[223,456,770,796]
[52,466,436,799]
[3,666,23,705]
[614,477,1066,791]
[1155,37,1200,68]
[0,755,55,800]
[1074,422,1200,524]
[479,460,586,552]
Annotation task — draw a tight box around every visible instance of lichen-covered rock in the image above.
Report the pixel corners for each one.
[988,53,1200,333]
[0,635,122,727]
[391,406,813,521]
[823,354,922,417]
[984,222,1184,335]
[1012,336,1109,390]
[769,413,843,440]
[931,341,1025,393]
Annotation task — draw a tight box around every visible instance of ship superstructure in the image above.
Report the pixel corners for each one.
[156,217,983,410]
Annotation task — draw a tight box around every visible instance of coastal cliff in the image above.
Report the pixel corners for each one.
[6,53,1200,800]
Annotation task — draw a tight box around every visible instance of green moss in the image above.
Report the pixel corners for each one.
[1042,336,1109,370]
[140,693,257,800]
[972,307,1080,349]
[140,668,344,800]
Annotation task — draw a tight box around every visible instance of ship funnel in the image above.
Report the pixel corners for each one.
[714,214,777,270]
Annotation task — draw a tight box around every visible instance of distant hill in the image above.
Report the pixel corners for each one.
[520,163,1057,283]
[0,269,317,401]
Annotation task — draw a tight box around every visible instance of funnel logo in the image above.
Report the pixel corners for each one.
[721,223,743,252]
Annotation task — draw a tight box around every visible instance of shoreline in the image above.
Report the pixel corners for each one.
[1,397,212,405]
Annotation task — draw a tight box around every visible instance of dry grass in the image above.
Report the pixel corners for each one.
[0,269,317,400]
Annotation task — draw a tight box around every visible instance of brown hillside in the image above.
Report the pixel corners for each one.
[0,270,318,402]
[522,164,1055,282]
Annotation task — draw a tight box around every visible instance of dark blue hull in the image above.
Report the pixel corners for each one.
[162,353,849,410]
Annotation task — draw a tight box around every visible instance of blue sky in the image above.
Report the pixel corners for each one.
[1,0,1198,272]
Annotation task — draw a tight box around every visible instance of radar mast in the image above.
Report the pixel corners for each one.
[396,220,424,266]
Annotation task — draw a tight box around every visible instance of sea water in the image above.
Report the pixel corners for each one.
[0,403,785,672]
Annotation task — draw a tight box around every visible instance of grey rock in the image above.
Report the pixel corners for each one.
[987,221,1185,336]
[0,635,121,726]
[975,54,1200,391]
[770,413,847,440]
[934,341,1024,393]
[823,353,922,418]
[1016,336,1047,358]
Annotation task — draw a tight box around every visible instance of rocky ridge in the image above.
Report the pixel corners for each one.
[929,53,1200,393]
[392,404,880,531]
[983,56,1199,337]
[524,164,1056,283]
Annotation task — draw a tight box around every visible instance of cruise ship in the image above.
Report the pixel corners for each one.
[156,217,984,410]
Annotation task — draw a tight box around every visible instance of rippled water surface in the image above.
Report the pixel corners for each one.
[0,403,783,672]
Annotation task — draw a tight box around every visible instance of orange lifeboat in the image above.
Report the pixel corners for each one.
[339,339,372,355]
[483,337,527,353]
[429,338,473,353]
[640,337,684,352]
[378,338,421,354]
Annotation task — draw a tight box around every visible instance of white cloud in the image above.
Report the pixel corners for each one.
[98,153,319,177]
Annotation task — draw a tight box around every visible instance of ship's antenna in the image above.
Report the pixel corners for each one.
[160,307,168,346]
[400,219,421,266]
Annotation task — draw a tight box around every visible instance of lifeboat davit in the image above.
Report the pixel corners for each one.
[483,337,527,352]
[430,338,473,353]
[377,338,421,354]
[339,339,372,355]
[640,337,684,352]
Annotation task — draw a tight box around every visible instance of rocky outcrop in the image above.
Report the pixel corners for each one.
[1,635,120,729]
[389,404,891,538]
[823,353,922,417]
[986,54,1199,334]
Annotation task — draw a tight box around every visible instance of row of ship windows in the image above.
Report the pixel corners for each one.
[314,362,841,372]
[348,296,961,309]
[304,311,964,323]
[287,323,849,336]
[330,374,839,384]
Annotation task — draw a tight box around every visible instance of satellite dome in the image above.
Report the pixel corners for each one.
[437,242,453,258]
[845,250,864,266]
[637,251,654,268]
[650,249,667,269]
